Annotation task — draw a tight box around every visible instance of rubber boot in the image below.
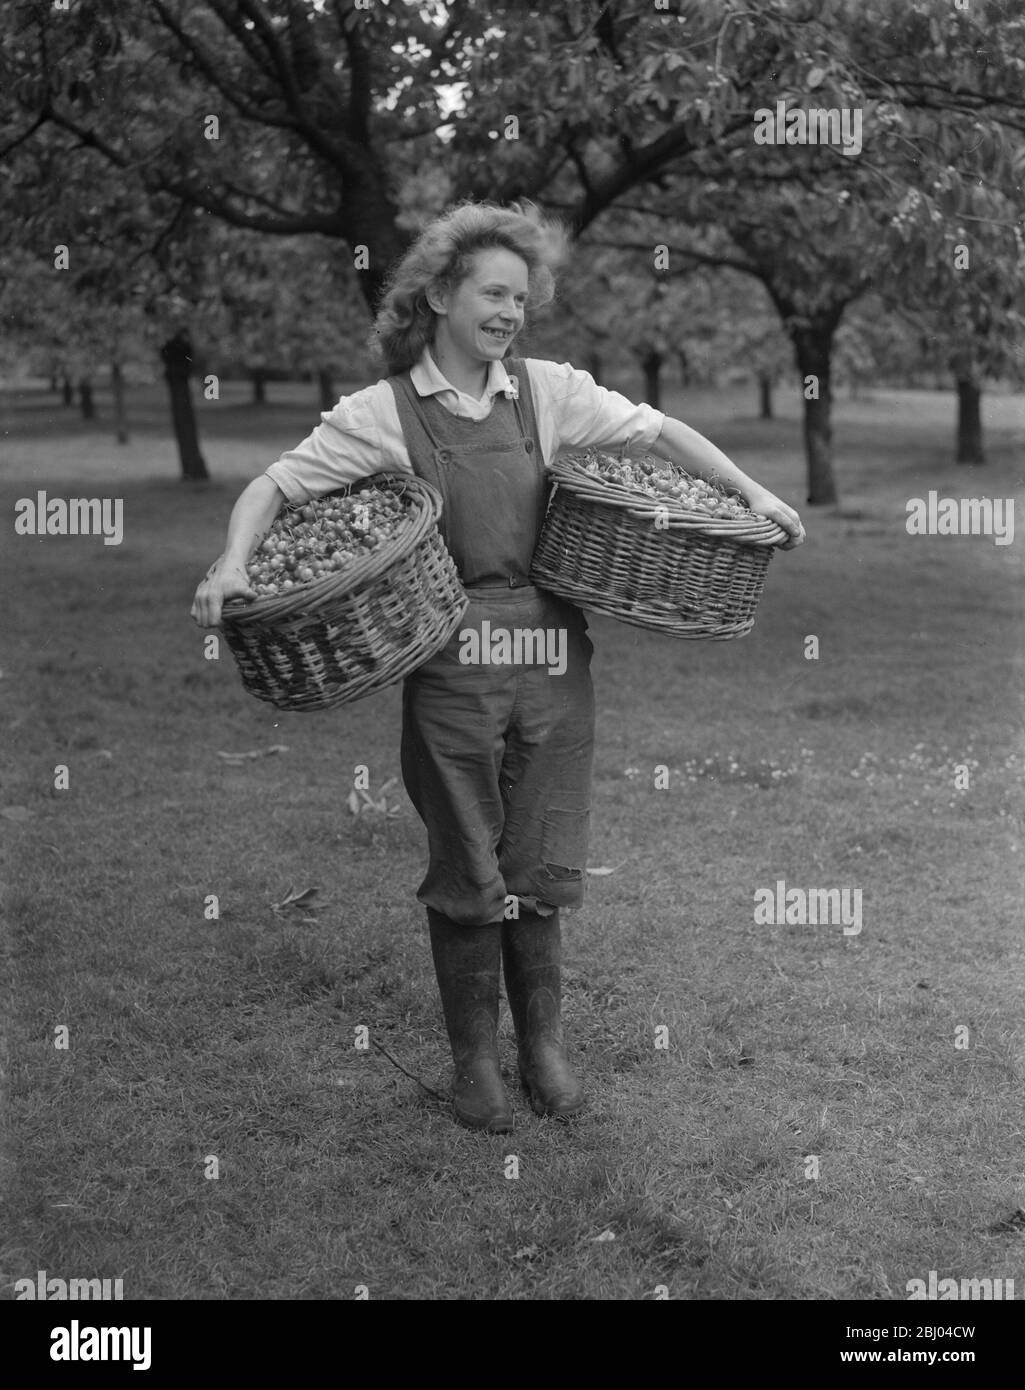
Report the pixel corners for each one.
[501,908,585,1118]
[427,908,513,1133]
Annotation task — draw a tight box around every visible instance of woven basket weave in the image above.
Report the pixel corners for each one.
[529,453,789,639]
[220,474,467,710]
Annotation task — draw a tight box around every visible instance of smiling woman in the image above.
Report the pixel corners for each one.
[422,250,530,396]
[189,198,805,1136]
[370,199,566,381]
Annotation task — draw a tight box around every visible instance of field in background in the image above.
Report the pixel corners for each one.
[1,379,1023,1301]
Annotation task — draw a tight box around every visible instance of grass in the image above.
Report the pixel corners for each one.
[1,375,1024,1301]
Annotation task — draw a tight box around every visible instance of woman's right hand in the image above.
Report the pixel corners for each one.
[190,557,256,628]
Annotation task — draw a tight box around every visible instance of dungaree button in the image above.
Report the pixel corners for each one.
[436,448,451,465]
[524,440,534,454]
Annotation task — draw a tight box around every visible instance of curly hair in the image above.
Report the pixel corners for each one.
[369,200,570,375]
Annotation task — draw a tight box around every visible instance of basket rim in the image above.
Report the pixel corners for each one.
[548,451,789,547]
[220,472,441,629]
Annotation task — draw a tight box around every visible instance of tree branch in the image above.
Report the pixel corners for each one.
[341,0,372,144]
[148,0,299,132]
[0,110,51,161]
[572,111,754,232]
[584,239,757,277]
[204,0,357,171]
[565,138,594,200]
[45,107,343,236]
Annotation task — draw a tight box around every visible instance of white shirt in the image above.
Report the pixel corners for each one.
[264,349,666,504]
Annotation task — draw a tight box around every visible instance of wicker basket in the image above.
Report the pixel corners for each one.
[529,453,789,639]
[220,474,468,710]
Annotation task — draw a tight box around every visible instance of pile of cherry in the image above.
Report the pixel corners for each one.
[245,486,407,596]
[581,451,755,519]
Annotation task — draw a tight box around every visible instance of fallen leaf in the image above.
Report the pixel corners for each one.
[591,1229,616,1242]
[217,745,289,763]
[349,779,405,818]
[988,1207,1025,1234]
[1,806,31,821]
[513,1245,539,1260]
[273,885,320,912]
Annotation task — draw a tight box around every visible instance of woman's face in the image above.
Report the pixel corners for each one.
[428,248,530,372]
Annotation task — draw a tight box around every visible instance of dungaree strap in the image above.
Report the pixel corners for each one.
[389,373,442,460]
[504,359,544,462]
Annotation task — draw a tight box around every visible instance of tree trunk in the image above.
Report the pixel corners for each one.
[49,373,59,392]
[160,331,209,481]
[676,350,691,388]
[955,377,984,465]
[640,348,663,412]
[317,367,336,412]
[585,350,603,386]
[340,190,414,312]
[78,378,96,419]
[251,369,267,405]
[758,371,773,420]
[791,323,839,505]
[111,360,129,444]
[62,377,74,407]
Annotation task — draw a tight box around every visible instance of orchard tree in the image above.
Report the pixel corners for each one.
[649,263,787,415]
[554,246,698,408]
[0,130,207,455]
[203,230,374,407]
[831,296,925,397]
[577,0,1025,502]
[791,3,1025,466]
[880,159,1025,465]
[1,0,473,308]
[587,192,877,504]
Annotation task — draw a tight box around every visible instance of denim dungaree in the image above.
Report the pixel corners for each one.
[389,360,595,927]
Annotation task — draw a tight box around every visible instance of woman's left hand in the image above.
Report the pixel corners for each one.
[743,483,806,550]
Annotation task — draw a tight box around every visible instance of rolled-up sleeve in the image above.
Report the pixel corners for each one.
[264,382,412,505]
[525,359,666,458]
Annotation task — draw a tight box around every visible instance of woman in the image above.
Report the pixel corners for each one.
[191,201,805,1135]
